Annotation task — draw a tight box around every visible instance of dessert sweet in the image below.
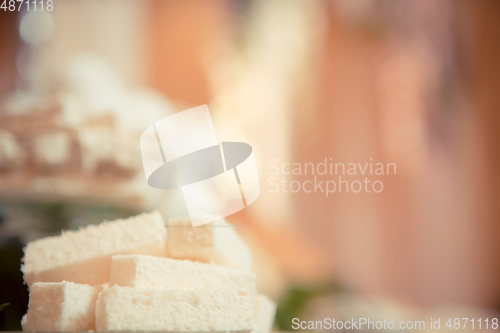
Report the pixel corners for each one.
[21,211,168,286]
[95,286,254,332]
[110,254,256,292]
[21,213,276,332]
[253,294,277,333]
[168,216,252,271]
[21,281,102,332]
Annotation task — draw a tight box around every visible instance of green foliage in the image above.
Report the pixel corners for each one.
[274,282,345,331]
[0,303,9,312]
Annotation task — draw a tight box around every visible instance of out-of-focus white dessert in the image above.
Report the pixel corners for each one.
[22,211,167,286]
[168,215,253,271]
[21,281,102,332]
[0,56,175,212]
[21,212,276,332]
[96,286,255,332]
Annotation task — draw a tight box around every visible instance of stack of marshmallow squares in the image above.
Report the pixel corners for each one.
[21,211,276,332]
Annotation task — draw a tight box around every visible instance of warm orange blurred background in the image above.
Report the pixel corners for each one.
[1,0,500,331]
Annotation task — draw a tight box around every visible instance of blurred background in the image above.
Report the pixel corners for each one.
[1,0,500,331]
